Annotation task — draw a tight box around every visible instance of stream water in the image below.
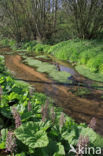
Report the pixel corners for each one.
[0,47,103,136]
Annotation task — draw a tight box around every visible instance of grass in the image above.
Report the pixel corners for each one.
[76,65,103,82]
[24,57,71,83]
[46,39,103,82]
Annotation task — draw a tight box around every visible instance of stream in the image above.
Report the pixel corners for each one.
[0,47,103,136]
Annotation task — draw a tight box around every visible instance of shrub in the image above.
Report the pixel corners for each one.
[99,64,103,73]
[34,44,50,53]
[0,39,9,46]
[78,49,97,65]
[21,40,37,51]
[8,39,17,50]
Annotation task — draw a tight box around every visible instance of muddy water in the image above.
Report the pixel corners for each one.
[4,54,103,136]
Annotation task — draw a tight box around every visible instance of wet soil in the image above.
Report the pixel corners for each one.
[3,54,103,136]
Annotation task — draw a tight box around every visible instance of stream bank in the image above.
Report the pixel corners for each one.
[4,54,103,136]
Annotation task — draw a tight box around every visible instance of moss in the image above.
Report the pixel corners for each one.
[49,71,71,83]
[24,57,71,83]
[35,55,50,59]
[25,58,42,67]
[37,63,57,73]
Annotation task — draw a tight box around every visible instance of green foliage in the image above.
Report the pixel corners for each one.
[15,121,49,149]
[87,54,103,72]
[49,71,71,83]
[42,39,103,82]
[0,39,9,46]
[8,39,17,50]
[34,44,50,53]
[1,39,103,155]
[21,39,103,83]
[2,38,103,82]
[21,40,37,51]
[48,40,87,60]
[99,64,103,73]
[78,49,97,65]
[0,55,5,73]
[0,39,17,50]
[76,65,103,82]
[0,129,8,149]
[19,41,50,54]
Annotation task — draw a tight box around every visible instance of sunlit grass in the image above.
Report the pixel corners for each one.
[76,65,103,82]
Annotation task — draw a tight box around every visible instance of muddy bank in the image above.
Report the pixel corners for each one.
[4,54,103,136]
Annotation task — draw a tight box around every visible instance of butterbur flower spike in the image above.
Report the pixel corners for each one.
[29,88,35,96]
[6,131,16,153]
[76,135,89,156]
[45,99,49,117]
[41,99,49,122]
[0,86,2,95]
[28,101,32,112]
[88,117,96,130]
[12,107,22,128]
[41,105,45,122]
[50,107,55,122]
[59,112,65,128]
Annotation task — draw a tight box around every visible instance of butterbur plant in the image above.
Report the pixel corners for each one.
[59,112,65,128]
[76,135,89,156]
[6,131,16,154]
[12,107,22,128]
[88,117,96,130]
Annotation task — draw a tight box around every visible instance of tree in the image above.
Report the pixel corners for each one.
[0,0,60,42]
[64,0,103,39]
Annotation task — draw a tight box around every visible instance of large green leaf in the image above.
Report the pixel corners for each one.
[15,121,49,149]
[62,128,78,145]
[53,142,65,156]
[0,129,8,149]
